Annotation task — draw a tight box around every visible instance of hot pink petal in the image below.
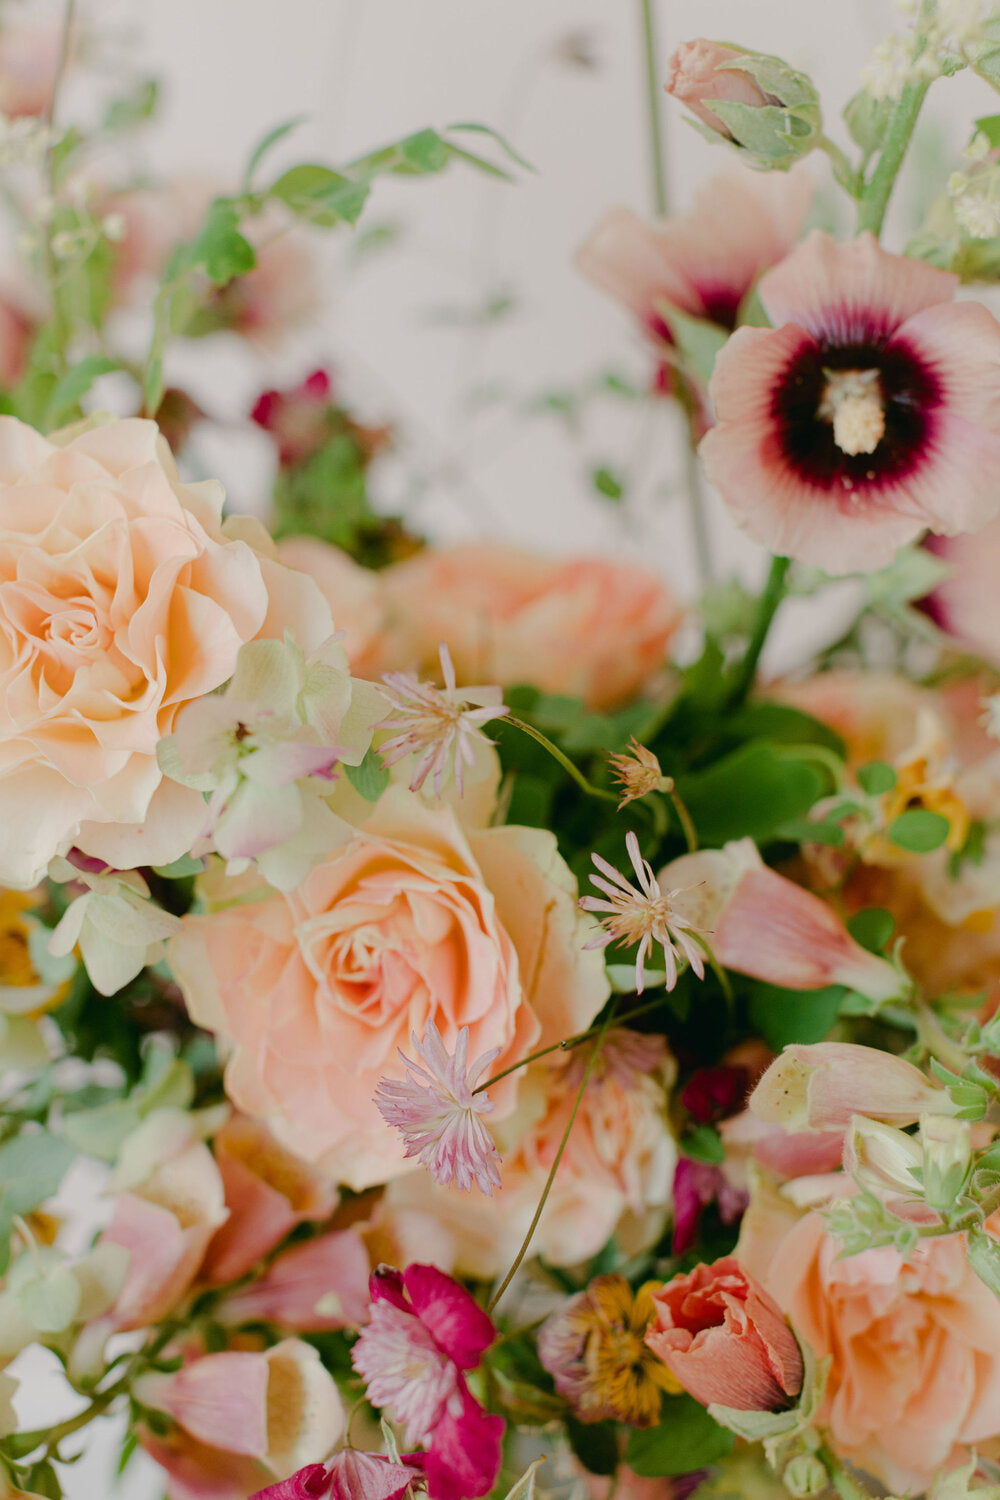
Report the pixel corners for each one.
[402,1263,496,1370]
[251,1467,330,1500]
[420,1385,504,1500]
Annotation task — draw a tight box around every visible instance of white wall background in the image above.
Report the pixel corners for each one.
[10,1,999,1494]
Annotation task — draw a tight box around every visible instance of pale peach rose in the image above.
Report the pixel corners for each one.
[380,1031,677,1275]
[200,1115,338,1286]
[739,1205,1000,1493]
[276,536,387,677]
[0,415,333,888]
[380,544,681,711]
[168,787,610,1190]
[0,290,33,389]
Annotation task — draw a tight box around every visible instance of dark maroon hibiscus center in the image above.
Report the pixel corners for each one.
[770,330,942,492]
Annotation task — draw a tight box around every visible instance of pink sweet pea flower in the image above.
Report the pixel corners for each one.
[374,1021,502,1196]
[217,1227,371,1331]
[577,164,811,341]
[351,1264,503,1500]
[251,1450,421,1500]
[661,838,907,1002]
[700,230,1000,572]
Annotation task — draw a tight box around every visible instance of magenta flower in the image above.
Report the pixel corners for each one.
[701,230,1000,572]
[251,1450,421,1500]
[374,1021,502,1196]
[251,369,334,467]
[672,1157,748,1256]
[351,1264,503,1500]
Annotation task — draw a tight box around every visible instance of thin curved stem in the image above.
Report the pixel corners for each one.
[726,554,790,708]
[503,716,618,803]
[638,0,668,216]
[474,996,665,1095]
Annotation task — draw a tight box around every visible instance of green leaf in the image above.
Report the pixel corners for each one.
[398,128,451,174]
[566,1417,618,1476]
[345,746,391,802]
[43,355,119,431]
[968,1225,1000,1297]
[0,1132,76,1274]
[887,808,951,853]
[676,742,824,846]
[975,112,1000,147]
[847,907,894,954]
[152,853,204,879]
[269,163,370,226]
[857,760,896,796]
[103,78,159,133]
[190,200,256,284]
[16,1263,81,1333]
[446,122,535,172]
[591,465,624,501]
[24,1460,62,1499]
[866,545,951,606]
[681,1124,725,1164]
[658,304,729,385]
[747,981,844,1050]
[627,1394,735,1476]
[243,116,306,190]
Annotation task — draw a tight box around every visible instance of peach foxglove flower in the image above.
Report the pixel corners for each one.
[750,1041,949,1133]
[134,1339,344,1484]
[662,838,908,1002]
[645,1256,803,1412]
[218,1227,371,1332]
[378,644,508,798]
[701,231,1000,572]
[352,1264,503,1500]
[576,165,812,341]
[250,1450,421,1500]
[374,1020,502,1196]
[580,831,707,993]
[201,1115,339,1286]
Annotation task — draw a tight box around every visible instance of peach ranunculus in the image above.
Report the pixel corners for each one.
[378,1030,677,1276]
[0,415,333,889]
[739,1202,1000,1492]
[379,544,681,711]
[168,786,610,1190]
[275,535,388,678]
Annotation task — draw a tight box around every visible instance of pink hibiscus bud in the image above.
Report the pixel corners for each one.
[251,1450,422,1500]
[666,41,820,167]
[750,1042,952,1134]
[645,1256,803,1412]
[134,1338,344,1482]
[661,840,908,1003]
[217,1227,371,1331]
[201,1115,339,1285]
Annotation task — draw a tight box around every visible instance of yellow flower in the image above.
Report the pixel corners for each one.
[538,1273,680,1428]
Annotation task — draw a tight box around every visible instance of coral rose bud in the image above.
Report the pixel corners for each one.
[646,1256,803,1412]
[750,1042,950,1133]
[667,41,771,136]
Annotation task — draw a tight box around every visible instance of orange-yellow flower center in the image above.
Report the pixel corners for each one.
[819,368,885,456]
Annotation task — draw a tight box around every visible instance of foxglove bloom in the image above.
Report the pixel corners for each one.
[374,1021,502,1195]
[701,231,1000,572]
[580,831,707,993]
[750,1041,949,1133]
[378,644,508,797]
[351,1264,503,1500]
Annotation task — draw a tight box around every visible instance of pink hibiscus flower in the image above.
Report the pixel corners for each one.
[351,1265,503,1500]
[700,230,1000,572]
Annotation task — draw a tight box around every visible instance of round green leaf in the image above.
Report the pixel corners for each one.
[887,808,950,853]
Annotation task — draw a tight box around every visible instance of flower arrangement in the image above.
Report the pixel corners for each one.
[8,3,1000,1500]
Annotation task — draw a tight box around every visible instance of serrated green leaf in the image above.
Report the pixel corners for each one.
[887,808,951,853]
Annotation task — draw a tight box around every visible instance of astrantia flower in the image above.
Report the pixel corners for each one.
[374,1021,502,1195]
[378,644,508,797]
[580,831,707,993]
[538,1275,680,1427]
[700,230,1000,572]
[351,1265,503,1500]
[607,738,666,809]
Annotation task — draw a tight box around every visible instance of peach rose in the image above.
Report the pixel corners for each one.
[380,544,681,710]
[276,536,387,677]
[0,416,333,888]
[168,787,609,1189]
[739,1205,1000,1491]
[379,1030,676,1275]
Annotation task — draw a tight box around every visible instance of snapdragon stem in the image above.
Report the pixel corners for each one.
[503,716,618,804]
[473,996,664,1094]
[725,554,790,708]
[487,1008,615,1312]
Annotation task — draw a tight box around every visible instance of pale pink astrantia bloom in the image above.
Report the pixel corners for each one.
[374,1021,502,1196]
[700,230,1000,573]
[580,831,707,993]
[378,644,508,797]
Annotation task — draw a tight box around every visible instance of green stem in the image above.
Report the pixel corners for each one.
[504,717,618,804]
[663,779,697,852]
[916,1001,968,1075]
[487,1007,615,1311]
[818,134,860,196]
[726,554,790,708]
[41,0,77,377]
[674,373,714,590]
[819,1446,874,1500]
[474,996,664,1094]
[855,75,930,236]
[638,0,668,216]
